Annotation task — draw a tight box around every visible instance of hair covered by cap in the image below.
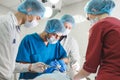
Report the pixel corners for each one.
[84,0,115,15]
[61,14,75,27]
[44,19,65,34]
[18,0,45,18]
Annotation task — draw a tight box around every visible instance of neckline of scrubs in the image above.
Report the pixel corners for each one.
[34,33,51,47]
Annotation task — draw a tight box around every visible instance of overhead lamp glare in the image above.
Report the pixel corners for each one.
[49,0,59,4]
[44,7,53,18]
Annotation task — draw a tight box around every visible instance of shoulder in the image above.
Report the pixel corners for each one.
[96,17,119,26]
[0,12,17,32]
[90,17,112,31]
[22,33,37,41]
[0,14,10,28]
[67,35,78,43]
[92,17,120,30]
[0,12,15,24]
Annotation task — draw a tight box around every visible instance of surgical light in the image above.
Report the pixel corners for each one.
[44,7,53,18]
[49,0,59,4]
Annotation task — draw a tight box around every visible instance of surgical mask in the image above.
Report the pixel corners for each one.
[63,28,71,35]
[47,36,58,44]
[24,19,39,28]
[89,17,99,25]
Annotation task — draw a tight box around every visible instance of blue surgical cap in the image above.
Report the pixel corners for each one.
[61,14,75,27]
[84,0,115,15]
[18,0,45,18]
[44,19,65,34]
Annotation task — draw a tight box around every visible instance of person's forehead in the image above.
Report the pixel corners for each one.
[56,32,62,36]
[32,15,40,18]
[50,32,62,36]
[64,22,72,27]
[64,22,72,25]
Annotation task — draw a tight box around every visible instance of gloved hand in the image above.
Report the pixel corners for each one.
[44,60,59,73]
[29,62,46,73]
[44,67,56,73]
[71,62,80,71]
[58,60,67,72]
[44,60,67,73]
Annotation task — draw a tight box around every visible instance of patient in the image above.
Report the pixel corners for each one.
[16,19,69,79]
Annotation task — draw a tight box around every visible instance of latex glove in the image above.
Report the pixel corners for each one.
[44,60,59,73]
[30,62,46,73]
[44,67,56,73]
[58,60,67,72]
[72,62,80,71]
[49,60,60,67]
[44,60,67,73]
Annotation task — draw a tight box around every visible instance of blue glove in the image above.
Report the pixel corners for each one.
[44,60,59,73]
[49,60,60,67]
[58,60,67,72]
[44,67,56,73]
[44,60,67,73]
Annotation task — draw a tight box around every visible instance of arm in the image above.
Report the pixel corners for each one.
[61,57,69,64]
[15,36,46,73]
[55,42,69,65]
[14,62,30,73]
[44,43,69,73]
[14,62,46,73]
[74,68,90,80]
[74,23,104,80]
[61,36,80,71]
[0,21,16,79]
[70,38,80,72]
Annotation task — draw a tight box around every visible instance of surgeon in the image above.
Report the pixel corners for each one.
[0,0,45,80]
[60,14,80,79]
[74,0,120,80]
[16,19,69,79]
[34,15,81,80]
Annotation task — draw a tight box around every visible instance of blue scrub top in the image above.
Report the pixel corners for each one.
[16,33,67,79]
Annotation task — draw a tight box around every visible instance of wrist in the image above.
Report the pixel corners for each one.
[28,64,32,72]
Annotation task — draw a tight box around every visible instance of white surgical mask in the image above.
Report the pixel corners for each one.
[63,29,71,35]
[24,19,39,28]
[47,36,58,44]
[89,17,99,25]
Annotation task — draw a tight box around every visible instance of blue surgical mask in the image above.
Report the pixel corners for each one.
[24,19,39,28]
[47,36,58,44]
